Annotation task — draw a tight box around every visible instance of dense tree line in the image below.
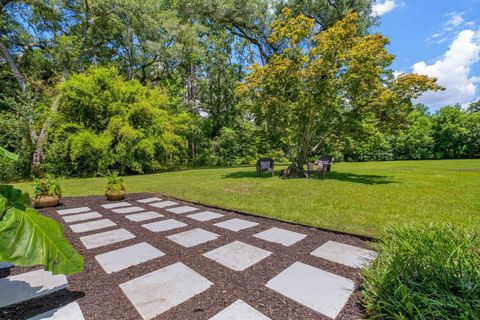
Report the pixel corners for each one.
[0,0,479,180]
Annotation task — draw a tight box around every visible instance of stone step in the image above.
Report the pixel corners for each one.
[0,269,68,308]
[28,302,84,320]
[0,262,13,269]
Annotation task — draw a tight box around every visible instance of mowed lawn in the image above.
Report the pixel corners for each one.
[14,160,480,237]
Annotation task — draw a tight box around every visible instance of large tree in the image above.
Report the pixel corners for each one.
[239,9,442,176]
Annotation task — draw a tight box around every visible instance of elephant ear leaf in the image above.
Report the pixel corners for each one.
[0,205,83,275]
[0,146,19,161]
[0,185,30,209]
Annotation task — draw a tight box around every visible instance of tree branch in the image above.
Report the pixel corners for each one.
[0,41,25,92]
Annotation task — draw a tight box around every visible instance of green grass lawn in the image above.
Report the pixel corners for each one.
[14,160,480,237]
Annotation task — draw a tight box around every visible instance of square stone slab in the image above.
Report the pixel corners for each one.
[57,207,90,215]
[119,262,213,320]
[80,229,136,249]
[101,201,131,209]
[254,227,307,247]
[210,300,271,320]
[187,211,224,222]
[28,302,84,320]
[95,242,165,274]
[62,211,102,223]
[69,219,117,233]
[0,262,13,269]
[203,241,272,271]
[112,206,145,214]
[265,261,354,319]
[142,219,187,232]
[0,269,67,308]
[166,206,199,214]
[149,200,178,208]
[167,228,219,248]
[214,218,259,232]
[310,241,377,268]
[126,211,164,222]
[137,197,162,204]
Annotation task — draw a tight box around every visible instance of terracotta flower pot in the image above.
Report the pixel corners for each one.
[34,195,61,208]
[105,191,125,201]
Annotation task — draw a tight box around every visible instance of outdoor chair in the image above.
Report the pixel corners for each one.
[307,156,334,180]
[256,158,275,176]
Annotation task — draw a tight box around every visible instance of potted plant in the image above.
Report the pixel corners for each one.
[105,171,126,201]
[32,175,62,208]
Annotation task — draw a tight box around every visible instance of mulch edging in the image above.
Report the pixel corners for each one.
[1,193,372,320]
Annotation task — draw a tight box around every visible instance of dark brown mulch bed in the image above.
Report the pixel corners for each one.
[1,193,373,320]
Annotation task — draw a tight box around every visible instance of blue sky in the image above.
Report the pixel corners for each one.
[373,0,480,110]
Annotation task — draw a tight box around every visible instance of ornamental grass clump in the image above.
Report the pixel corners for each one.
[362,224,480,319]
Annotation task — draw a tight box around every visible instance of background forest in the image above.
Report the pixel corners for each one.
[1,0,479,181]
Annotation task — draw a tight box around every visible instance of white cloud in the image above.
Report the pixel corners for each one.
[446,12,464,28]
[413,29,480,107]
[373,0,398,16]
[426,12,475,45]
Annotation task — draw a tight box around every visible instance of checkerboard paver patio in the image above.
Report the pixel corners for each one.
[8,194,376,320]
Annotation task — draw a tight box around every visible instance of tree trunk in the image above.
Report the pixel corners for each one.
[0,41,26,92]
[30,72,66,171]
[184,64,197,111]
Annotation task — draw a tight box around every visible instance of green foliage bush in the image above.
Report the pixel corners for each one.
[362,224,480,319]
[0,91,34,181]
[44,67,191,177]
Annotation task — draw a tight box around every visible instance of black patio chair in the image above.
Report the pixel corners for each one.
[256,158,275,176]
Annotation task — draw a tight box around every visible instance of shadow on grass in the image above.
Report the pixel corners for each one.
[325,171,395,185]
[223,170,395,185]
[222,171,277,179]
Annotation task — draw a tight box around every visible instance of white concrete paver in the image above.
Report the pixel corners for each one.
[0,270,68,308]
[101,202,131,209]
[253,227,307,246]
[80,228,136,249]
[57,207,90,215]
[119,262,213,320]
[112,206,145,214]
[28,302,84,320]
[265,261,354,319]
[62,212,102,223]
[166,206,199,214]
[203,241,272,271]
[142,219,187,232]
[311,241,377,268]
[149,201,178,208]
[95,242,165,274]
[137,197,162,204]
[210,300,271,320]
[0,262,13,269]
[125,211,164,222]
[214,218,258,232]
[69,219,116,233]
[187,211,224,222]
[167,228,219,247]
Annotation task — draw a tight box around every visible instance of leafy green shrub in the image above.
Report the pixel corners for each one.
[44,67,189,177]
[106,171,126,193]
[362,224,480,319]
[32,175,62,198]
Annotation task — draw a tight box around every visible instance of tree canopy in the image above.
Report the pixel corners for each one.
[238,9,442,174]
[0,0,478,181]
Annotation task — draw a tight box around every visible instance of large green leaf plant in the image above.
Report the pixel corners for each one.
[0,148,83,275]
